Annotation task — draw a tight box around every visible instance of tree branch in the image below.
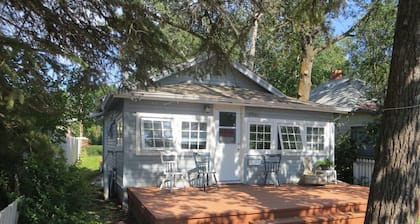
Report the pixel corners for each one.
[314,1,380,54]
[209,0,241,38]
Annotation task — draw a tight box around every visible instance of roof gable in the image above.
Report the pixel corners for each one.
[152,54,285,97]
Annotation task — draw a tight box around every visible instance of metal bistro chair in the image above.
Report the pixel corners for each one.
[160,151,188,191]
[193,152,218,191]
[263,154,282,186]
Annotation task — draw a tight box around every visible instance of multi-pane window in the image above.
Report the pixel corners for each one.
[279,126,303,150]
[181,121,207,150]
[142,120,173,149]
[249,124,271,150]
[306,127,324,150]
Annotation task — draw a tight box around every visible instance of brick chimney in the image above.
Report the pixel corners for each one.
[330,69,343,80]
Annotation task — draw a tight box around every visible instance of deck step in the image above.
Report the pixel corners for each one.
[250,211,366,224]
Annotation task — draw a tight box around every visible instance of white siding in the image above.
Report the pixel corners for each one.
[120,100,336,190]
[122,100,209,190]
[243,107,335,184]
[157,58,268,93]
[102,110,123,200]
[244,154,328,184]
[245,107,333,122]
[335,112,376,136]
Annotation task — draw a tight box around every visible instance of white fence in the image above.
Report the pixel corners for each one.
[61,137,87,166]
[353,158,375,186]
[0,199,19,224]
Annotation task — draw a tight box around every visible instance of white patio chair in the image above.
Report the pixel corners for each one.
[160,151,188,191]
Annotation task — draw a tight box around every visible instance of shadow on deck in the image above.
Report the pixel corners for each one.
[128,183,370,224]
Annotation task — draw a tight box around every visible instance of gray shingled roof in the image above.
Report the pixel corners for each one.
[109,83,343,114]
[310,78,377,112]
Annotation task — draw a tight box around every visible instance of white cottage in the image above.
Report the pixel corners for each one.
[101,55,342,203]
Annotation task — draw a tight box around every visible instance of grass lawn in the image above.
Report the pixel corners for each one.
[79,145,102,171]
[78,145,135,224]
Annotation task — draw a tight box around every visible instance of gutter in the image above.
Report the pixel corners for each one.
[113,92,346,114]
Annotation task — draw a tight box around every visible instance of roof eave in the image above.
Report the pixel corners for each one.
[113,92,344,114]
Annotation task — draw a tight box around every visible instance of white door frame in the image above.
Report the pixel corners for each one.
[213,105,243,183]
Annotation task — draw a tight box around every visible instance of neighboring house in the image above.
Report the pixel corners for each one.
[310,75,378,158]
[101,54,343,203]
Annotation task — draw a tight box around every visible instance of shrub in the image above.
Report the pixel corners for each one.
[335,134,359,183]
[17,144,99,224]
[85,124,103,145]
[315,158,334,170]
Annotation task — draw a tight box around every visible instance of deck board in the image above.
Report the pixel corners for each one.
[128,184,369,224]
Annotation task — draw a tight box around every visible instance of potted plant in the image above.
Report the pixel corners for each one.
[315,158,334,170]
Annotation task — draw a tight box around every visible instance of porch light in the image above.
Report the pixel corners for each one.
[204,104,211,114]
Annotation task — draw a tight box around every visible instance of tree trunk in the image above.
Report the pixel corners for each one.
[364,1,420,223]
[297,43,315,101]
[246,12,262,71]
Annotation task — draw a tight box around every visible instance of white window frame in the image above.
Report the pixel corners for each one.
[245,118,331,156]
[218,111,238,144]
[180,121,208,150]
[135,113,210,155]
[306,126,325,151]
[248,123,273,151]
[246,119,276,155]
[277,120,329,155]
[140,118,174,151]
[116,117,123,146]
[278,125,303,150]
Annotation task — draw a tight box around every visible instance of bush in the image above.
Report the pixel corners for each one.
[335,134,359,183]
[85,145,102,156]
[17,145,100,224]
[85,124,103,145]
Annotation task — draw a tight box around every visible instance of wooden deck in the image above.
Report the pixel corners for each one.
[128,183,370,224]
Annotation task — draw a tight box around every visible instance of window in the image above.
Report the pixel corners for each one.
[116,118,123,145]
[219,112,236,143]
[181,121,207,150]
[249,124,271,150]
[278,126,303,150]
[142,119,173,149]
[351,127,367,145]
[306,127,324,150]
[351,126,375,152]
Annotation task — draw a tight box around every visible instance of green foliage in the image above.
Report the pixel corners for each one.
[0,171,15,209]
[80,145,103,172]
[335,134,359,183]
[16,149,99,223]
[85,145,102,157]
[311,45,349,88]
[346,0,397,101]
[85,124,103,145]
[315,158,334,170]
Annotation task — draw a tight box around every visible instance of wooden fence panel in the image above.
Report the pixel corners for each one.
[0,199,19,224]
[61,136,87,165]
[353,158,375,186]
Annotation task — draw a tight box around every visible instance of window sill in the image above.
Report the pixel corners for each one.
[134,150,207,156]
[281,150,330,156]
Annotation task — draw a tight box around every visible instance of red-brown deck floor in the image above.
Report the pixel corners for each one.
[128,183,370,224]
